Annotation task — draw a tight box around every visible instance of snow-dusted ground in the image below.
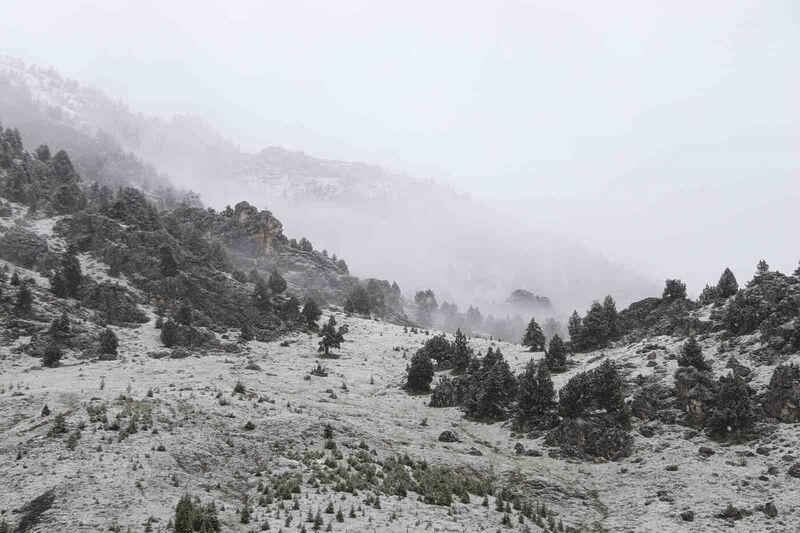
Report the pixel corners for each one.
[2,300,799,532]
[1,211,798,532]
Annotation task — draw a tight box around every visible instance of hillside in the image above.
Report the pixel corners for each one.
[0,56,659,316]
[2,125,800,532]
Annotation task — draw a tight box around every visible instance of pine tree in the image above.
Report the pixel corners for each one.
[516,359,556,428]
[348,286,371,315]
[160,319,178,348]
[677,336,709,371]
[707,374,753,437]
[176,303,192,326]
[406,350,434,392]
[268,270,287,293]
[318,316,344,356]
[99,328,118,357]
[662,279,687,301]
[602,295,619,339]
[14,281,33,315]
[716,268,738,298]
[51,270,68,298]
[159,246,178,277]
[451,328,472,372]
[301,298,322,328]
[545,334,567,372]
[240,321,254,341]
[567,311,583,349]
[43,342,62,367]
[343,298,355,314]
[253,277,271,310]
[521,317,545,351]
[61,246,82,297]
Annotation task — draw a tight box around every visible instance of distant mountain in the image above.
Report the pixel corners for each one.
[0,56,660,312]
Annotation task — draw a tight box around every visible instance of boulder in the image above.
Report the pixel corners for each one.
[674,366,718,426]
[438,430,460,443]
[762,364,800,422]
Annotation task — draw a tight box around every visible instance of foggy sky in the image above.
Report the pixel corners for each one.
[1,0,799,292]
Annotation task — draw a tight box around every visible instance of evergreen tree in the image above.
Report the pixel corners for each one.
[61,246,82,297]
[419,334,452,366]
[159,246,178,277]
[567,311,583,348]
[35,144,51,161]
[51,270,68,298]
[300,298,322,329]
[240,321,253,341]
[10,272,20,285]
[49,312,71,339]
[268,270,287,293]
[463,348,517,419]
[14,281,33,315]
[43,342,63,368]
[348,286,371,315]
[677,336,710,371]
[698,284,720,304]
[318,316,345,356]
[282,295,301,321]
[521,317,545,351]
[662,279,687,301]
[580,301,609,349]
[602,295,619,339]
[515,359,556,428]
[545,334,567,372]
[160,319,178,348]
[253,277,271,310]
[559,359,626,422]
[343,298,355,314]
[707,374,754,437]
[716,268,738,298]
[406,350,434,392]
[451,329,472,372]
[99,328,118,357]
[414,289,438,327]
[176,303,192,326]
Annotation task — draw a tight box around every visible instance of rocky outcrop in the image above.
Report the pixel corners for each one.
[544,416,633,461]
[630,382,675,423]
[674,367,718,426]
[762,364,800,422]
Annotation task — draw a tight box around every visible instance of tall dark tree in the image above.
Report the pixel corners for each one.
[348,286,371,315]
[160,319,178,348]
[463,348,517,420]
[559,359,626,423]
[159,246,178,277]
[419,334,452,366]
[451,329,472,372]
[52,150,77,182]
[521,317,545,351]
[545,334,567,372]
[515,359,556,428]
[567,311,583,347]
[318,315,345,357]
[580,301,609,349]
[301,298,322,329]
[707,374,754,438]
[414,289,438,327]
[14,281,33,315]
[176,303,192,326]
[716,268,739,298]
[406,350,434,392]
[662,279,687,301]
[282,296,301,322]
[60,246,82,298]
[677,336,709,371]
[602,295,619,339]
[42,342,63,368]
[268,270,287,294]
[239,321,254,341]
[98,328,119,357]
[253,277,271,310]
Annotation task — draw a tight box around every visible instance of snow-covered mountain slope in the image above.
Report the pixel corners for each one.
[0,55,659,314]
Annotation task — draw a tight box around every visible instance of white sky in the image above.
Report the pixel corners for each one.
[1,0,799,290]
